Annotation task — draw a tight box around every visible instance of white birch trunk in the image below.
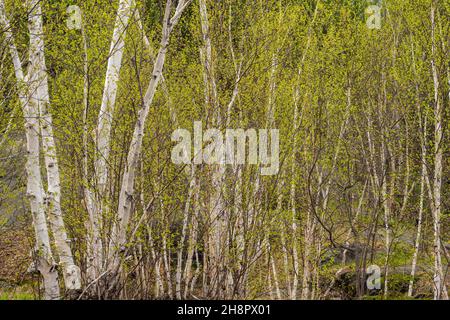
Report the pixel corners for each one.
[292,2,319,299]
[0,0,60,300]
[268,243,282,300]
[108,0,190,278]
[198,0,227,297]
[27,0,81,293]
[95,0,134,193]
[175,167,196,299]
[183,178,201,299]
[88,0,135,284]
[430,4,448,299]
[408,118,427,297]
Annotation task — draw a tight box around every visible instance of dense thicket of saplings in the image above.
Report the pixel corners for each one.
[0,0,448,300]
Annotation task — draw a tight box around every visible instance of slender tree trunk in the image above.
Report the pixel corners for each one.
[289,92,299,300]
[408,118,427,297]
[88,0,135,285]
[199,0,232,298]
[108,0,190,290]
[95,0,134,193]
[268,243,281,300]
[183,177,200,299]
[301,208,314,300]
[430,3,448,300]
[1,0,60,299]
[27,0,82,293]
[176,167,196,299]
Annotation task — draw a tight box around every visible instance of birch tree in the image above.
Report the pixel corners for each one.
[1,0,81,298]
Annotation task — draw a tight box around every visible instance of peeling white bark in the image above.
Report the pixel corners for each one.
[88,0,135,284]
[0,0,60,299]
[27,0,82,293]
[96,0,134,193]
[430,4,448,300]
[109,0,191,277]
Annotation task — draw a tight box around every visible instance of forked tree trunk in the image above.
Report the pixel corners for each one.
[107,0,191,292]
[28,0,81,294]
[87,0,135,285]
[1,0,73,299]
